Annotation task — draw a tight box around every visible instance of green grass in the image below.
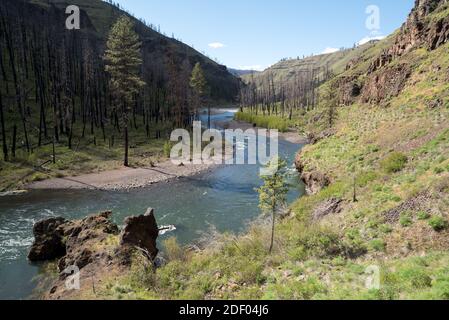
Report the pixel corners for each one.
[234,110,294,132]
[0,111,169,191]
[428,216,449,232]
[380,152,408,174]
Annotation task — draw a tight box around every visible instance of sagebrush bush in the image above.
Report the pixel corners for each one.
[370,239,386,252]
[381,152,408,173]
[163,141,172,158]
[428,216,448,232]
[163,237,187,261]
[417,211,431,220]
[400,213,414,227]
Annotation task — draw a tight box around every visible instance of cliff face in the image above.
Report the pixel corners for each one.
[341,0,449,105]
[369,0,448,73]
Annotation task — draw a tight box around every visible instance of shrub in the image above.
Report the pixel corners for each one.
[234,111,292,132]
[379,224,393,234]
[369,239,386,252]
[163,237,186,261]
[428,216,448,232]
[356,171,378,187]
[397,267,432,289]
[163,141,172,158]
[380,152,408,173]
[400,213,413,227]
[417,211,431,220]
[31,173,46,182]
[432,275,449,299]
[434,167,445,174]
[55,172,65,178]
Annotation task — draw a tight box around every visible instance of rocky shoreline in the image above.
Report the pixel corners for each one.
[28,208,160,300]
[26,160,218,191]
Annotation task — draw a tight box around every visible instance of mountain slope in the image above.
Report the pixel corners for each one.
[241,40,386,89]
[28,0,240,102]
[228,68,261,77]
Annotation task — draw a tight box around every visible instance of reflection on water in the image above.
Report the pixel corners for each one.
[0,110,305,299]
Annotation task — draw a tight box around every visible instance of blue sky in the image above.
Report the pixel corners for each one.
[113,0,415,71]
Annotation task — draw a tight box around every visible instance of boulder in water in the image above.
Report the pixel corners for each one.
[28,217,67,262]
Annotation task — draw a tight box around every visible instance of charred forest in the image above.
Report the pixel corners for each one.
[0,0,240,165]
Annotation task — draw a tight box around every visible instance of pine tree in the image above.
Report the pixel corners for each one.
[190,62,209,126]
[104,15,145,167]
[256,156,289,254]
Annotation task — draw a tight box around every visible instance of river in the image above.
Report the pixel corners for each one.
[0,110,305,299]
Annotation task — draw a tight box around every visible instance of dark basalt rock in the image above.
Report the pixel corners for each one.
[312,198,344,221]
[28,217,67,262]
[295,152,331,195]
[29,209,160,298]
[120,208,159,260]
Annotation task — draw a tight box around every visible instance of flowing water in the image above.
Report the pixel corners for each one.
[0,110,305,299]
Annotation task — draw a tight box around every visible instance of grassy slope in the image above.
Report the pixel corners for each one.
[241,41,383,87]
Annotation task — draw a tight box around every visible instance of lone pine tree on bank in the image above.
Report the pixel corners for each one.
[104,15,145,167]
[190,62,210,127]
[257,157,289,253]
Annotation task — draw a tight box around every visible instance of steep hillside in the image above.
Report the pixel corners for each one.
[330,0,449,107]
[29,0,240,102]
[228,68,260,77]
[241,41,384,88]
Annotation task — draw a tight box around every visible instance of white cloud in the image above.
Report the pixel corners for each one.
[357,35,386,46]
[208,42,226,49]
[321,47,339,54]
[236,65,265,72]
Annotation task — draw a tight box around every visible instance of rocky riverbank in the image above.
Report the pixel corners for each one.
[29,208,160,300]
[26,160,217,191]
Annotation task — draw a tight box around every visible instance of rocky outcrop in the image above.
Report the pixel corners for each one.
[28,212,120,266]
[312,198,344,221]
[334,76,361,106]
[295,152,331,195]
[369,0,449,74]
[28,209,160,298]
[28,217,68,261]
[307,129,335,145]
[354,0,449,104]
[120,208,159,260]
[361,64,412,103]
[383,191,433,223]
[56,212,120,272]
